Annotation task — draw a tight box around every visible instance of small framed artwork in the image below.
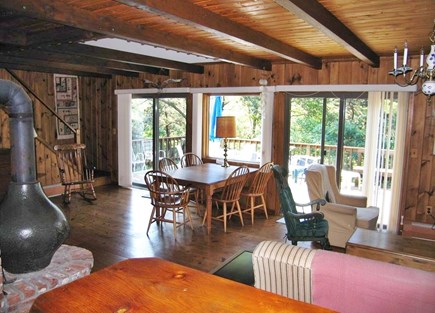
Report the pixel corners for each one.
[54,74,79,139]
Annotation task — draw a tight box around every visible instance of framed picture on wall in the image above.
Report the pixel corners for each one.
[54,74,79,139]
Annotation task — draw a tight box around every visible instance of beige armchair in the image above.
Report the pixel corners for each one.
[305,164,379,248]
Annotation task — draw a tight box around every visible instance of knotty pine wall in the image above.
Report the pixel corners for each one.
[0,55,433,233]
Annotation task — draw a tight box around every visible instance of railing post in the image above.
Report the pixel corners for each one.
[76,129,81,144]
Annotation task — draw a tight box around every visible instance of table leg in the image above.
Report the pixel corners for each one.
[205,186,212,234]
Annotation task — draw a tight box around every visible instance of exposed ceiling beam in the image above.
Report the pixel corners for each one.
[1,49,168,75]
[0,63,111,78]
[0,55,139,77]
[274,0,379,67]
[0,0,271,70]
[0,25,101,47]
[0,30,27,45]
[114,0,322,69]
[43,43,204,74]
[25,26,102,46]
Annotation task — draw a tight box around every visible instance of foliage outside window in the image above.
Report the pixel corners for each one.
[290,95,368,171]
[208,95,262,163]
[131,97,187,175]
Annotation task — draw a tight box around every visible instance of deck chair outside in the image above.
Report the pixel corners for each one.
[54,143,97,203]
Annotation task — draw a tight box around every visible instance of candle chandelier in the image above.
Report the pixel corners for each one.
[389,20,435,100]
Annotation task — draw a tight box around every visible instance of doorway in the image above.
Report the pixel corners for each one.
[287,92,368,202]
[286,91,408,231]
[131,95,188,187]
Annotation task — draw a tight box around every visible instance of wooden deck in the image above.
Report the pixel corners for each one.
[53,184,333,273]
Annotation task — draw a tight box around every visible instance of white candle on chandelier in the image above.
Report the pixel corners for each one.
[393,47,398,70]
[403,41,408,66]
[420,48,424,67]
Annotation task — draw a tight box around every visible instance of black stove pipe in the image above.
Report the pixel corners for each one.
[0,79,70,274]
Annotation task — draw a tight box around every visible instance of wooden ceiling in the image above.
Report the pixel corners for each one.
[0,0,433,78]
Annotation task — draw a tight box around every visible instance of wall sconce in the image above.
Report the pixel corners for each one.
[216,116,236,167]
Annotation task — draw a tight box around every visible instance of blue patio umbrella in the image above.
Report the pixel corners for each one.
[209,96,223,141]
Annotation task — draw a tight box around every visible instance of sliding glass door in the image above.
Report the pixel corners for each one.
[131,95,187,186]
[287,93,368,202]
[287,91,408,232]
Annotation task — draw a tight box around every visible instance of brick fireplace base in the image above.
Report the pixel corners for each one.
[0,245,93,313]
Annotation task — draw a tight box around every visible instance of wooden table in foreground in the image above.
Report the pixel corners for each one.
[169,163,256,234]
[346,228,435,272]
[30,258,335,313]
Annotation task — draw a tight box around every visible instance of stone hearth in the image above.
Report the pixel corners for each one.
[0,245,93,313]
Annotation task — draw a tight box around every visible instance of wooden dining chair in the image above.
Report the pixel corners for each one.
[54,143,97,204]
[144,170,193,239]
[158,157,202,216]
[180,152,203,167]
[202,166,249,232]
[241,162,274,224]
[179,152,204,214]
[159,157,178,172]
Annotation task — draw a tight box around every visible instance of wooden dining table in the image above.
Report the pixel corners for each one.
[168,163,256,234]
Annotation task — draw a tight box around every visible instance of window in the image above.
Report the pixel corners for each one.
[207,95,262,163]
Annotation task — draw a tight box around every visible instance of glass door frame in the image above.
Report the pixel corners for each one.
[131,93,191,187]
[286,91,368,188]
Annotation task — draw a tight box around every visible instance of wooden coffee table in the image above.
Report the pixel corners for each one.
[346,228,435,272]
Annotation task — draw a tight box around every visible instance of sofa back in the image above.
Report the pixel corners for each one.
[253,241,435,313]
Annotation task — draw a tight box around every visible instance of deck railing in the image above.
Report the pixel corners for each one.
[132,136,185,163]
[132,137,393,171]
[224,139,366,170]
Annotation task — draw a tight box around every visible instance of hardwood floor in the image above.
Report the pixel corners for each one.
[51,184,334,273]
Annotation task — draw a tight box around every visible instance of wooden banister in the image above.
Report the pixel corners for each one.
[5,69,79,143]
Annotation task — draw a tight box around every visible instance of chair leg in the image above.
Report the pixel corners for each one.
[223,203,227,233]
[202,209,207,225]
[184,206,194,230]
[193,189,201,215]
[88,183,97,200]
[172,209,177,239]
[249,196,255,225]
[146,207,157,235]
[80,182,96,201]
[321,238,331,250]
[260,195,269,219]
[236,201,244,227]
[63,185,71,204]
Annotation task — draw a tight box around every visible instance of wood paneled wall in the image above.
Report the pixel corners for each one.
[0,55,433,231]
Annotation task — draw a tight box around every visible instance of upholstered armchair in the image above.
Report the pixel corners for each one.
[305,164,379,248]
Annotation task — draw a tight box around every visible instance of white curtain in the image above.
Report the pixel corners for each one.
[364,91,409,232]
[260,86,274,165]
[117,93,133,188]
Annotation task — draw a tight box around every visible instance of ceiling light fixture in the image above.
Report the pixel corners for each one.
[389,20,435,101]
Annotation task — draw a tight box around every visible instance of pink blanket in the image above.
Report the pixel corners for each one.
[311,250,435,313]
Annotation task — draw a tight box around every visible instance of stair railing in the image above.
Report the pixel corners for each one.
[5,69,80,144]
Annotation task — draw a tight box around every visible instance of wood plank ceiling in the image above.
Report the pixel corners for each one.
[0,0,433,78]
